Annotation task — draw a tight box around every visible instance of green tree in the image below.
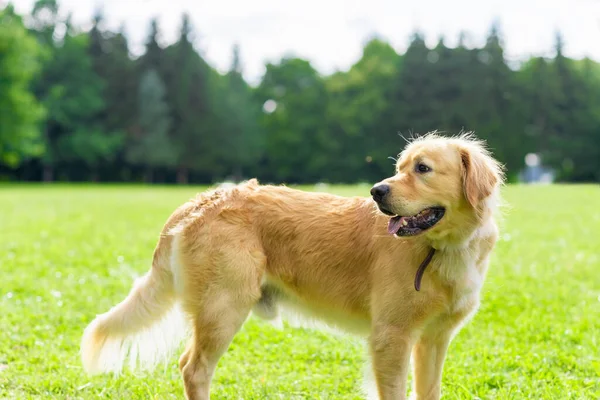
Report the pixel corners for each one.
[256,57,329,183]
[547,34,600,181]
[369,32,439,181]
[220,44,264,180]
[29,0,61,180]
[519,33,599,181]
[138,18,164,75]
[391,32,440,133]
[428,36,475,131]
[3,3,600,184]
[569,59,600,181]
[519,57,558,163]
[472,23,530,176]
[325,38,399,181]
[162,14,222,183]
[30,0,60,45]
[30,1,122,181]
[126,69,175,182]
[0,6,45,167]
[89,13,137,142]
[53,27,122,181]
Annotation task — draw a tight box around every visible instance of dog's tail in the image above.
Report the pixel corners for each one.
[80,232,187,375]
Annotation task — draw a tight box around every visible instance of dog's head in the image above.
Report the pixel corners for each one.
[371,133,504,243]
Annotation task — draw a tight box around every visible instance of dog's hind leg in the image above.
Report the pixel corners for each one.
[182,297,256,400]
[176,231,266,400]
[178,338,193,373]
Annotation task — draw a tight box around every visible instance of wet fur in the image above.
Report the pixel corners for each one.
[80,133,504,400]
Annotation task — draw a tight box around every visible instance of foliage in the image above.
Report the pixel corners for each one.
[27,1,123,181]
[219,44,264,180]
[0,6,45,167]
[256,57,330,183]
[159,14,226,183]
[326,38,399,181]
[2,3,600,183]
[88,13,137,143]
[126,68,175,182]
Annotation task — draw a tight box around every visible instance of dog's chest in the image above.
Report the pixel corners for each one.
[432,250,484,314]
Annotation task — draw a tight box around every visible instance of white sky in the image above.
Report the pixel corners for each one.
[9,0,600,84]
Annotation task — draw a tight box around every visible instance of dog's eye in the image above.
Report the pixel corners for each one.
[415,163,431,174]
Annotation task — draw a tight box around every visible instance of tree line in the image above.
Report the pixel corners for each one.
[1,0,599,184]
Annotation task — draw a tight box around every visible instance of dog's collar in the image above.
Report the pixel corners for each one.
[414,248,436,291]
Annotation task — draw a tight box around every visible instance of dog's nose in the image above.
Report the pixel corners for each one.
[370,184,390,202]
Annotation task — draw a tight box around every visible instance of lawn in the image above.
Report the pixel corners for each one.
[1,184,599,399]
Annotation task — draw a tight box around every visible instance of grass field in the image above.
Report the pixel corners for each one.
[1,183,599,399]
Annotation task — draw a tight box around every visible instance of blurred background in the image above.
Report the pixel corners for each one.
[1,0,599,185]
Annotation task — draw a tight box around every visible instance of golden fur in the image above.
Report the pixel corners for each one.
[81,133,504,400]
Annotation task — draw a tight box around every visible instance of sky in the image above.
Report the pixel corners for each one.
[9,0,600,84]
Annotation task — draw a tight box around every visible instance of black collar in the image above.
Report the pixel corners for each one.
[414,248,436,291]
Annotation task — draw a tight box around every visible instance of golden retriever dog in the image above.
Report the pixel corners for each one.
[80,133,504,400]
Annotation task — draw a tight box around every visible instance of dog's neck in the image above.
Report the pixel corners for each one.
[427,202,497,251]
[422,221,496,296]
[427,217,492,251]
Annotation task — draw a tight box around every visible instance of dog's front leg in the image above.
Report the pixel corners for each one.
[410,310,472,400]
[370,324,415,400]
[410,331,452,400]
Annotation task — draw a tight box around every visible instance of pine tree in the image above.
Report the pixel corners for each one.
[546,33,600,180]
[126,69,175,182]
[29,0,61,180]
[88,11,136,180]
[163,13,218,183]
[473,22,529,173]
[221,44,264,180]
[138,18,164,75]
[379,31,438,163]
[394,32,439,133]
[572,59,600,181]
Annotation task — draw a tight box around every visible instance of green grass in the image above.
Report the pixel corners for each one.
[1,184,599,399]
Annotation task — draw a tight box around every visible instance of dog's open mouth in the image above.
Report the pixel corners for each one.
[385,207,445,237]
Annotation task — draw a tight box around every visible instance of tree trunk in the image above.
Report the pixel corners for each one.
[90,169,99,182]
[43,165,54,182]
[177,166,188,185]
[144,168,154,184]
[233,165,243,182]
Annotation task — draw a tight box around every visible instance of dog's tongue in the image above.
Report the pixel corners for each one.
[388,216,404,235]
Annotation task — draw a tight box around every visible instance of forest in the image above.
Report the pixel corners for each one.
[2,0,599,184]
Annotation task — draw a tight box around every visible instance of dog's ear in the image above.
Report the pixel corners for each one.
[460,145,501,208]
